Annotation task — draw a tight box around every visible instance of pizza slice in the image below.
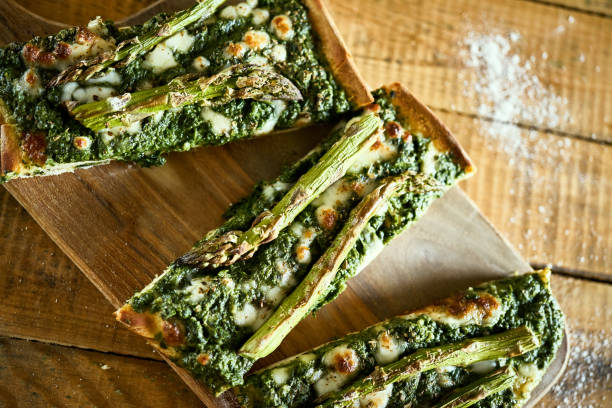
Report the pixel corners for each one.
[234,270,565,408]
[115,83,474,394]
[0,0,372,182]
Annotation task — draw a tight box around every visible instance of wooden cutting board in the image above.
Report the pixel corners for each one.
[0,1,568,407]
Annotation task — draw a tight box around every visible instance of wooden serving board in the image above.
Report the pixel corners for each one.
[0,1,568,407]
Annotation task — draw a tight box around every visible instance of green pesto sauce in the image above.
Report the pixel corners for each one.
[0,0,351,172]
[127,91,466,392]
[236,272,565,408]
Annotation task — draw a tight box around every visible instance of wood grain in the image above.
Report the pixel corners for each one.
[0,189,158,360]
[327,0,612,143]
[0,337,202,408]
[0,0,606,406]
[437,110,612,278]
[538,0,612,16]
[0,274,599,408]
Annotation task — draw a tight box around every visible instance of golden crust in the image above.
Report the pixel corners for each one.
[115,304,183,358]
[384,83,475,175]
[1,124,24,176]
[408,291,500,322]
[304,0,373,108]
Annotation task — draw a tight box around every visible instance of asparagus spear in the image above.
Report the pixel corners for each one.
[67,64,303,131]
[432,368,516,408]
[239,171,443,360]
[315,326,539,408]
[49,0,226,87]
[179,112,383,268]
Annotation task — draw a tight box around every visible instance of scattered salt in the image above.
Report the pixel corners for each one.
[551,328,611,407]
[460,31,570,158]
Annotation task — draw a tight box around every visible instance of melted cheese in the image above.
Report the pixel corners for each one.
[262,180,291,201]
[421,142,439,176]
[201,108,232,135]
[270,15,294,40]
[86,70,121,85]
[192,56,210,72]
[314,345,361,393]
[235,2,252,17]
[182,276,214,304]
[360,384,393,408]
[86,17,109,37]
[219,5,238,19]
[233,302,259,327]
[470,359,498,374]
[314,371,350,396]
[293,224,318,265]
[515,363,544,401]
[18,68,43,96]
[98,121,141,144]
[252,8,270,25]
[263,285,285,305]
[244,30,270,51]
[143,43,177,74]
[270,44,287,62]
[165,30,195,53]
[374,332,403,365]
[313,179,353,209]
[224,42,249,59]
[270,367,290,385]
[61,82,80,101]
[247,54,268,66]
[63,37,115,70]
[72,86,116,103]
[73,136,91,150]
[402,294,504,328]
[349,134,398,173]
[256,100,286,135]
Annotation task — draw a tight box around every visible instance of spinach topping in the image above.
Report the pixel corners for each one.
[0,0,351,174]
[236,272,565,407]
[126,91,466,392]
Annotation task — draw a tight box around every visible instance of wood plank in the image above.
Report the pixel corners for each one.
[13,0,612,142]
[0,337,202,408]
[0,189,158,360]
[326,0,612,143]
[534,0,612,16]
[436,110,612,278]
[16,0,158,26]
[0,274,599,408]
[539,274,612,408]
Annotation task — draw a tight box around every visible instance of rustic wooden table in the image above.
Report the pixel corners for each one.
[0,0,610,406]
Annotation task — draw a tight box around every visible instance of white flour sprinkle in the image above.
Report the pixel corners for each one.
[551,327,611,407]
[460,31,571,159]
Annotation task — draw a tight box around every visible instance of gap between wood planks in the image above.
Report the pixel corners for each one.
[532,263,612,283]
[433,107,612,147]
[525,0,612,17]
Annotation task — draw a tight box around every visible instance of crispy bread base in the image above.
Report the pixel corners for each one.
[383,82,475,175]
[305,0,373,108]
[1,0,373,180]
[1,124,23,176]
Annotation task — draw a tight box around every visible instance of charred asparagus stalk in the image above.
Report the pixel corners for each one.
[239,172,443,360]
[67,65,302,131]
[315,326,539,408]
[432,368,517,408]
[179,112,383,268]
[49,0,226,86]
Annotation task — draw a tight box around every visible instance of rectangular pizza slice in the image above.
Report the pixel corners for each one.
[234,270,565,408]
[0,0,372,181]
[114,83,475,394]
